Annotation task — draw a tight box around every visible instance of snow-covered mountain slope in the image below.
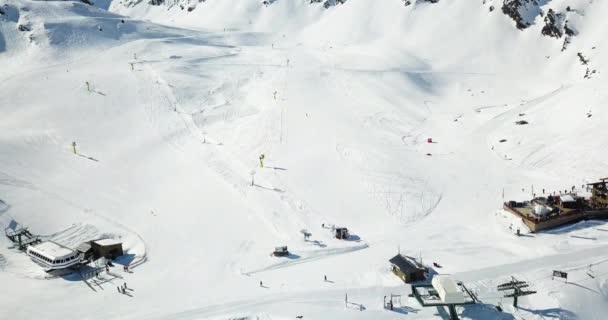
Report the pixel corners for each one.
[1,0,608,319]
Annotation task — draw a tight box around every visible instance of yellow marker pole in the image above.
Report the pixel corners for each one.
[72,142,77,154]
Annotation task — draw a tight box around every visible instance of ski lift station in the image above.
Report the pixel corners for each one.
[26,241,82,270]
[432,275,466,304]
[20,236,123,271]
[411,275,478,320]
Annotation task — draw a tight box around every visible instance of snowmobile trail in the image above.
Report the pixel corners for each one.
[455,243,608,283]
[243,243,369,275]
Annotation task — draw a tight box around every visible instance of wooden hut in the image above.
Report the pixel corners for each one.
[389,254,427,283]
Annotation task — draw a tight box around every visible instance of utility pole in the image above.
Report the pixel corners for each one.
[250,170,256,186]
[531,184,534,198]
[497,276,536,308]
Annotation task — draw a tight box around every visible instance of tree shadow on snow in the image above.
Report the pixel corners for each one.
[391,306,420,315]
[460,304,515,320]
[345,234,362,242]
[253,184,284,193]
[114,253,137,267]
[283,253,301,260]
[309,240,327,248]
[565,282,601,294]
[519,307,578,320]
[541,220,608,235]
[0,32,5,54]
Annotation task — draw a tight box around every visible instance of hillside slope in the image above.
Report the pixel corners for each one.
[1,0,607,319]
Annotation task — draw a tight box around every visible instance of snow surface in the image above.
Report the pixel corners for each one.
[1,0,608,319]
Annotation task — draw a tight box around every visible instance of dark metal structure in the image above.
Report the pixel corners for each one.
[588,178,608,209]
[411,281,478,320]
[497,276,537,307]
[5,227,41,250]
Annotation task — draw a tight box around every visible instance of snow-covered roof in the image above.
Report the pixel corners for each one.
[75,242,92,253]
[30,241,74,259]
[94,238,122,246]
[561,194,576,202]
[432,275,461,295]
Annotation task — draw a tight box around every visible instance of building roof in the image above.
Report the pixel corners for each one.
[93,238,122,246]
[75,242,92,253]
[389,254,425,273]
[561,194,576,202]
[31,241,74,259]
[432,275,462,294]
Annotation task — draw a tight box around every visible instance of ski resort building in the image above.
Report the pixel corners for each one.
[26,241,81,270]
[504,179,608,232]
[588,178,608,209]
[91,239,123,259]
[75,241,93,260]
[411,276,477,320]
[335,227,350,240]
[389,254,427,283]
[432,275,465,304]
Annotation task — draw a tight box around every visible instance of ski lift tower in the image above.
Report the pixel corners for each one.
[300,229,311,241]
[5,227,41,250]
[497,276,537,308]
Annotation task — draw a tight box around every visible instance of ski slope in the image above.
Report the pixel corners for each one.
[1,0,608,319]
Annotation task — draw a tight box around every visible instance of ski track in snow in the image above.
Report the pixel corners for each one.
[3,1,608,319]
[135,45,332,243]
[243,243,369,275]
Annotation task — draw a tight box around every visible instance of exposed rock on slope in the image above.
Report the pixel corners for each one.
[541,8,564,38]
[502,0,545,30]
[309,0,347,9]
[403,0,440,6]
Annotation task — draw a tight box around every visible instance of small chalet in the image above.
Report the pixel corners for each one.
[389,254,427,283]
[335,227,349,240]
[273,246,289,257]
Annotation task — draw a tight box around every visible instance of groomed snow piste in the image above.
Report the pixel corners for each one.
[1,0,608,319]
